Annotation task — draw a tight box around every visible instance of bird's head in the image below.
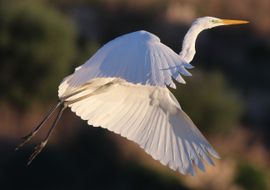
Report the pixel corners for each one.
[193,16,249,29]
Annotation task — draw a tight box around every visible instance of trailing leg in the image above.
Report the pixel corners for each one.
[27,103,67,165]
[15,102,62,151]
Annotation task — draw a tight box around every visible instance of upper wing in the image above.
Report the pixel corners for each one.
[63,78,219,175]
[58,31,193,97]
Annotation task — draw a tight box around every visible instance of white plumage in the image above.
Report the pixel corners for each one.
[58,30,192,95]
[60,77,219,175]
[18,16,249,173]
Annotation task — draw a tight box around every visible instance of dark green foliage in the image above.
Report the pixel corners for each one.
[235,162,268,190]
[172,70,243,135]
[0,0,76,108]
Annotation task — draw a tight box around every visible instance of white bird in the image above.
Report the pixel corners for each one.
[16,16,248,175]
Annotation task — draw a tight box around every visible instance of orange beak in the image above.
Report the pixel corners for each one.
[221,19,249,25]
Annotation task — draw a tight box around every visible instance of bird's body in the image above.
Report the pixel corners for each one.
[17,17,249,175]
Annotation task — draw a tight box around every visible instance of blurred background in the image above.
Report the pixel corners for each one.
[0,0,270,189]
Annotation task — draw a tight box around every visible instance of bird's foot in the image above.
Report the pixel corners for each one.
[27,140,48,165]
[15,131,38,151]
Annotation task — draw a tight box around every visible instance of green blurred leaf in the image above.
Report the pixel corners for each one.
[0,0,76,109]
[171,70,243,135]
[235,162,268,190]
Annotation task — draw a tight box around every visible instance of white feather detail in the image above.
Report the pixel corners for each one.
[62,77,220,175]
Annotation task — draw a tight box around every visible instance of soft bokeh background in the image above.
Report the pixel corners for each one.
[0,0,270,189]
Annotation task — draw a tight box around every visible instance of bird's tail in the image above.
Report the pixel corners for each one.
[15,101,67,165]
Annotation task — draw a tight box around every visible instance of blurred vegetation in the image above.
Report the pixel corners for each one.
[235,162,269,190]
[172,71,243,135]
[0,0,76,109]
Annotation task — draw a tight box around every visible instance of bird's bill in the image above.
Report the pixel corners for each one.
[221,19,249,25]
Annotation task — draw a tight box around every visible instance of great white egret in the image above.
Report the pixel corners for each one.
[16,16,248,175]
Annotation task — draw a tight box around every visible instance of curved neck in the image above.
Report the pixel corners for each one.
[179,24,204,63]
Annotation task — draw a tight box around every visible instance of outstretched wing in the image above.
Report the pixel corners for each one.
[62,78,219,175]
[58,30,193,97]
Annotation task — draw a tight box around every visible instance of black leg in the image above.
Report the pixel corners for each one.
[15,102,62,151]
[27,104,67,165]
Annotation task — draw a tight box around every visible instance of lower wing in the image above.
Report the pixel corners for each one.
[60,77,220,175]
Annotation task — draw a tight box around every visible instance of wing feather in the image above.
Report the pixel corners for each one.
[161,47,186,84]
[63,78,219,175]
[122,102,141,137]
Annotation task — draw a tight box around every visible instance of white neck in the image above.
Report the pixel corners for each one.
[179,24,204,63]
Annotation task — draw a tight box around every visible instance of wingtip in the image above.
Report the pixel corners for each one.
[207,147,221,160]
[183,62,194,69]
